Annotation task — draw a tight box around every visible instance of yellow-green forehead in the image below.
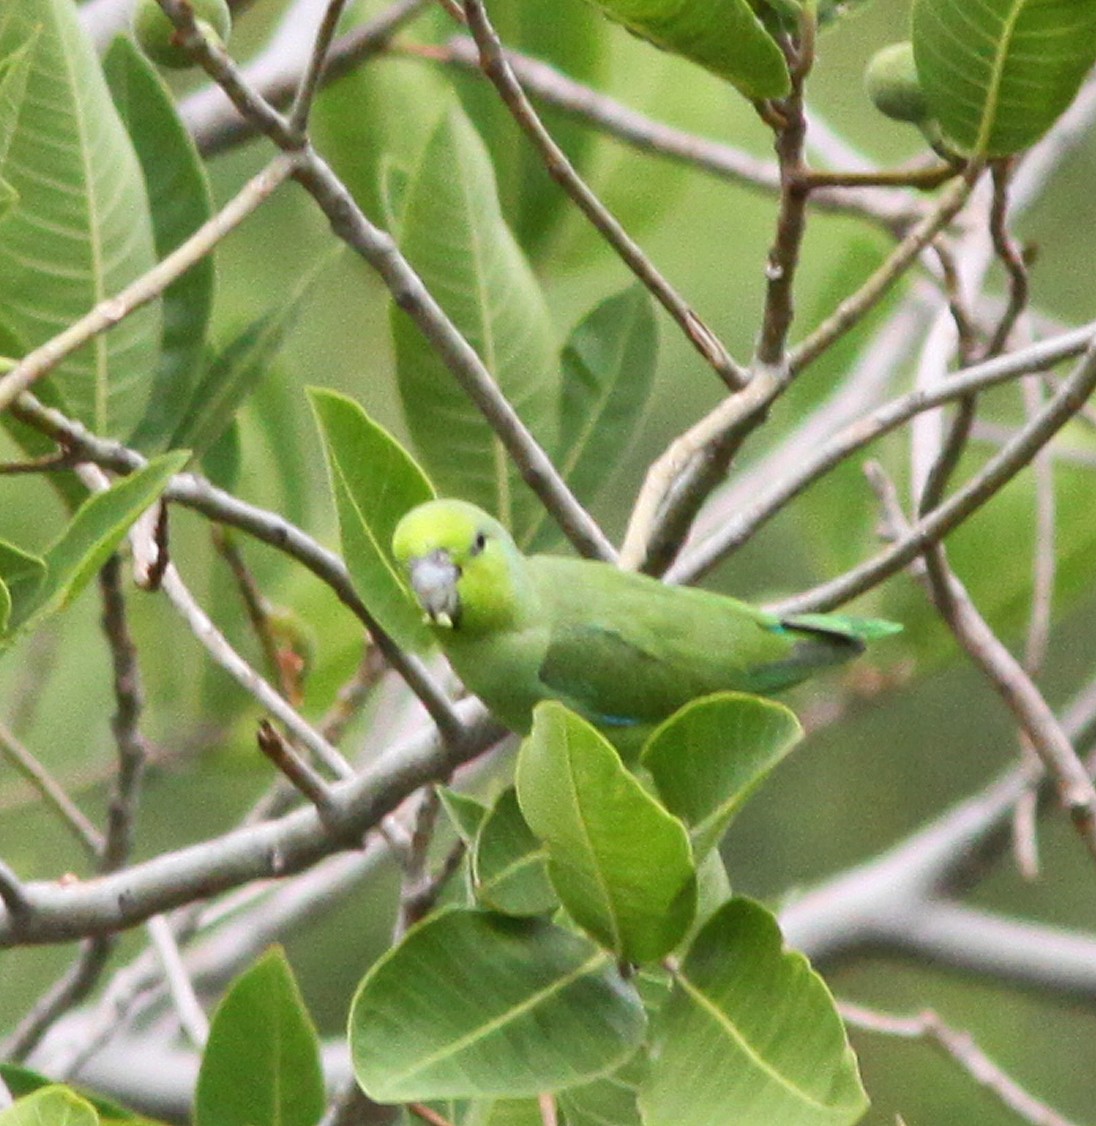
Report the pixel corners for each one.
[392,500,497,560]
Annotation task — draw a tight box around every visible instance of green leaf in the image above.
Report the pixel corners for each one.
[438,786,491,845]
[0,0,160,437]
[472,787,557,917]
[3,451,188,644]
[586,0,789,99]
[201,417,242,494]
[391,103,558,543]
[447,0,606,255]
[0,576,9,634]
[912,0,1096,156]
[169,261,323,459]
[102,36,215,453]
[639,898,868,1126]
[642,693,803,857]
[0,1064,164,1124]
[349,906,646,1101]
[309,387,435,652]
[195,947,325,1126]
[557,1051,646,1126]
[0,1087,99,1126]
[515,702,697,963]
[528,285,657,550]
[0,538,45,634]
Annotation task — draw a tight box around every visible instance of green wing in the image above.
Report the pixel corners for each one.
[530,557,855,728]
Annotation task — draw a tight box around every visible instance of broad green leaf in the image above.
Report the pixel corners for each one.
[391,104,558,543]
[201,417,242,494]
[912,0,1096,156]
[558,1051,647,1126]
[249,360,312,530]
[309,387,435,652]
[446,0,606,254]
[0,1087,98,1126]
[0,1064,164,1125]
[102,36,215,453]
[640,898,868,1126]
[0,539,45,634]
[528,285,657,551]
[516,702,696,963]
[472,787,557,917]
[586,0,789,99]
[0,0,160,437]
[642,693,802,858]
[439,786,490,845]
[169,259,327,458]
[0,32,35,164]
[349,906,646,1101]
[195,947,324,1126]
[3,451,188,644]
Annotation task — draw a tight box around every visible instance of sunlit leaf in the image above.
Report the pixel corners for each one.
[309,387,435,652]
[349,907,646,1101]
[516,702,696,963]
[640,898,868,1126]
[913,0,1096,156]
[0,1086,98,1126]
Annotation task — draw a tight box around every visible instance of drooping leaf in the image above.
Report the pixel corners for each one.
[195,947,325,1126]
[516,702,696,963]
[391,103,558,544]
[585,0,789,99]
[0,0,160,437]
[309,387,435,652]
[642,693,803,857]
[528,285,657,551]
[472,787,557,917]
[3,451,188,645]
[639,898,869,1126]
[0,1086,98,1126]
[912,0,1096,156]
[0,538,45,635]
[102,36,215,453]
[169,261,324,459]
[349,907,646,1101]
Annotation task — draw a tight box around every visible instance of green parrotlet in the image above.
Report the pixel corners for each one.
[392,499,899,752]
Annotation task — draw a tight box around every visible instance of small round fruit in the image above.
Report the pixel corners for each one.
[133,0,231,70]
[864,41,930,125]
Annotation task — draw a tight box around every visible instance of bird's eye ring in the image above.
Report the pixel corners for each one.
[471,531,488,556]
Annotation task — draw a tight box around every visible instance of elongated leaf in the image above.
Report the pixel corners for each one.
[195,947,324,1126]
[3,451,188,645]
[0,577,9,634]
[472,787,557,917]
[0,0,160,437]
[640,899,868,1126]
[170,271,317,459]
[349,907,646,1101]
[559,286,657,496]
[912,0,1096,156]
[0,1086,98,1126]
[438,786,490,845]
[309,387,435,652]
[0,538,45,635]
[587,0,789,98]
[391,104,558,543]
[102,36,215,453]
[642,693,802,857]
[516,702,696,963]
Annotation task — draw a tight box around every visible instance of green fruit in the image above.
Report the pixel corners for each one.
[133,0,231,70]
[864,41,930,125]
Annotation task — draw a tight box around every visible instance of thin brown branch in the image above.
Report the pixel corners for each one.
[461,0,746,389]
[408,1104,457,1126]
[287,0,353,133]
[256,720,340,826]
[1021,377,1055,677]
[841,1002,1081,1126]
[538,1092,559,1126]
[985,161,1031,359]
[319,644,387,744]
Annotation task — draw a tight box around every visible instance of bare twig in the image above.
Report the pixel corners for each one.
[0,860,29,917]
[0,720,104,860]
[1021,376,1055,677]
[0,157,296,415]
[774,339,1096,613]
[461,0,746,389]
[256,720,340,825]
[985,161,1031,359]
[841,1002,1080,1126]
[287,0,353,133]
[538,1092,559,1126]
[147,914,209,1048]
[408,1104,457,1126]
[158,563,353,781]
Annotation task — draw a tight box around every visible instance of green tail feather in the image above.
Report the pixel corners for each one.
[781,613,903,643]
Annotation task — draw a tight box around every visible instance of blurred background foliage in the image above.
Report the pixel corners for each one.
[3,0,1096,1120]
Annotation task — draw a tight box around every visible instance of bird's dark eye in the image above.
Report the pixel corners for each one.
[471,531,488,556]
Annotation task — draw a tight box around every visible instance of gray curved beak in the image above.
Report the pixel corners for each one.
[408,549,461,629]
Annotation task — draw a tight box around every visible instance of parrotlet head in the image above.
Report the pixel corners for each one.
[392,500,527,634]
